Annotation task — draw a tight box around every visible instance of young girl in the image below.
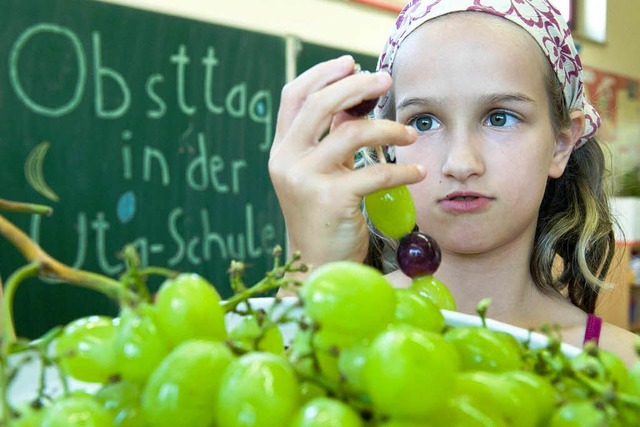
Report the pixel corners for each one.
[268,0,639,365]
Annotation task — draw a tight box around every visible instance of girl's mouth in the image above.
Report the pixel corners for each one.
[439,192,494,213]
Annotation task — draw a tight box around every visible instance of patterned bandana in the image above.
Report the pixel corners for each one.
[375,0,600,148]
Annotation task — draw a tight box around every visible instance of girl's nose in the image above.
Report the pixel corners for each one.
[440,131,486,182]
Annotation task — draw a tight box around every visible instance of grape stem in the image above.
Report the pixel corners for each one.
[117,244,179,303]
[375,146,386,164]
[0,214,139,306]
[221,248,306,313]
[569,359,640,411]
[1,262,40,351]
[0,355,9,422]
[0,263,38,420]
[222,274,302,313]
[476,297,492,328]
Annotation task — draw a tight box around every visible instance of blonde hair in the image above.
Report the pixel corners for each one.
[359,61,615,314]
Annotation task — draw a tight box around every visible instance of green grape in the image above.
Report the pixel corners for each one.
[229,313,284,354]
[95,380,143,427]
[300,261,397,340]
[313,327,359,351]
[299,381,328,404]
[409,275,456,311]
[290,397,363,427]
[288,327,315,375]
[629,360,640,397]
[311,328,352,382]
[500,370,557,424]
[548,400,608,427]
[377,420,436,427]
[364,185,416,239]
[553,376,592,402]
[40,393,112,427]
[363,324,459,419]
[8,402,44,427]
[570,350,606,380]
[113,304,169,384]
[141,340,234,427]
[571,348,633,393]
[54,315,118,383]
[597,349,634,393]
[443,326,523,372]
[337,340,369,392]
[392,288,445,333]
[154,273,226,347]
[432,394,507,427]
[217,352,300,427]
[286,327,344,383]
[453,371,539,427]
[614,405,639,427]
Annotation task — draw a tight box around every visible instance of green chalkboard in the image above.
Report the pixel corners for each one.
[0,0,287,338]
[297,42,379,79]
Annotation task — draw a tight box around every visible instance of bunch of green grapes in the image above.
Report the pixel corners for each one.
[291,250,640,426]
[4,237,640,427]
[5,264,301,427]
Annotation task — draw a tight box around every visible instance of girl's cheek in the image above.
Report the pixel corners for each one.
[396,144,428,165]
[398,145,439,176]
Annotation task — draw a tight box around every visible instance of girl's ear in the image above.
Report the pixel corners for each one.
[548,110,586,178]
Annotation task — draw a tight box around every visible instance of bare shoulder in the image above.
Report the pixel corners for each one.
[599,322,640,367]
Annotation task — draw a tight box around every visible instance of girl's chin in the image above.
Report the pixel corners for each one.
[420,231,494,255]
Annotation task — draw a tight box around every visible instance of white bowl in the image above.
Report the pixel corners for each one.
[227,296,582,357]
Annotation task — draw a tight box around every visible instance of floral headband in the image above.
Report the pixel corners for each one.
[375,0,600,148]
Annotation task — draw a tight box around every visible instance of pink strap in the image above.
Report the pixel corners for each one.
[583,313,602,346]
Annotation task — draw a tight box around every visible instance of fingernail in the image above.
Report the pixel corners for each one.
[376,71,391,83]
[416,164,427,177]
[405,125,416,137]
[338,54,354,63]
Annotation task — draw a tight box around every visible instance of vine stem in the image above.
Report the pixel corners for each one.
[221,274,293,313]
[0,214,138,305]
[2,262,40,351]
[0,355,8,422]
[221,247,305,313]
[0,262,39,422]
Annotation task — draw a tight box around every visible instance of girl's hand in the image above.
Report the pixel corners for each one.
[268,56,425,270]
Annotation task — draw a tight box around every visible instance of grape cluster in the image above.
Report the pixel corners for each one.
[5,254,640,427]
[2,194,640,427]
[360,149,451,311]
[293,262,640,426]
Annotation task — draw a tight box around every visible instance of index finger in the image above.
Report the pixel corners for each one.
[273,55,356,146]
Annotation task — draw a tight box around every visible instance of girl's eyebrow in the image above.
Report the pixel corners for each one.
[478,92,537,106]
[396,92,537,111]
[396,96,444,111]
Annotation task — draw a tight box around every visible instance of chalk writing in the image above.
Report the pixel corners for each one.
[8,23,274,151]
[2,0,287,337]
[28,203,276,277]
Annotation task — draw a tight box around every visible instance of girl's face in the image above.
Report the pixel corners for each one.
[393,12,571,255]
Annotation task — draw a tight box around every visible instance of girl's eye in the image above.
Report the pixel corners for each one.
[486,111,519,127]
[408,115,441,133]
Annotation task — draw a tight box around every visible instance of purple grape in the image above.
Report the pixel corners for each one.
[345,97,378,117]
[344,65,379,117]
[397,232,441,278]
